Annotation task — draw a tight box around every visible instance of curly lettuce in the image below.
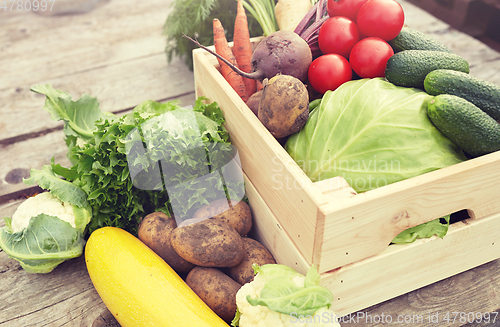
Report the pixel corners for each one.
[30,85,244,236]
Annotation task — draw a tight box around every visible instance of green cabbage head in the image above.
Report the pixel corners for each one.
[285,78,467,192]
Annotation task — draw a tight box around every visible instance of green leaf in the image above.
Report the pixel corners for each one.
[246,279,333,316]
[0,214,85,273]
[23,165,88,208]
[392,215,451,244]
[30,84,115,140]
[286,78,467,193]
[304,265,320,287]
[254,263,303,282]
[230,309,241,327]
[247,264,333,316]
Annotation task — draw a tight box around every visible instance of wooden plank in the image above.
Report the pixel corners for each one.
[321,213,500,318]
[352,258,500,327]
[245,174,310,275]
[0,92,197,201]
[0,200,108,326]
[0,53,196,140]
[0,0,173,90]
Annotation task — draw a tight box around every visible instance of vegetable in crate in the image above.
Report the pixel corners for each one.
[0,166,92,273]
[231,264,341,327]
[427,94,500,158]
[424,69,500,121]
[285,78,467,193]
[388,26,453,53]
[186,29,313,83]
[213,17,250,102]
[274,0,312,32]
[31,84,244,236]
[385,50,470,89]
[258,74,310,138]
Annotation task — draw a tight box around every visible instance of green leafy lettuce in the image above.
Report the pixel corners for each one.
[392,215,451,244]
[30,85,243,236]
[246,264,333,316]
[285,78,467,193]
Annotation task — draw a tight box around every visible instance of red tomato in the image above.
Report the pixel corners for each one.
[356,0,405,41]
[327,0,370,22]
[308,54,352,94]
[318,17,360,58]
[349,37,394,78]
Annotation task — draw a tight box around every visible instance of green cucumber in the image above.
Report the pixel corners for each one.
[424,69,500,121]
[427,94,500,157]
[385,50,469,89]
[389,27,452,53]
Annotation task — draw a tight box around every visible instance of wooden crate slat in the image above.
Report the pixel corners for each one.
[321,213,500,315]
[317,150,500,272]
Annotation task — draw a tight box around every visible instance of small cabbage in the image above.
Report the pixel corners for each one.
[0,165,92,273]
[285,78,467,193]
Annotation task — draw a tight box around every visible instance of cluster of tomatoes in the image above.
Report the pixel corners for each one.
[308,0,405,94]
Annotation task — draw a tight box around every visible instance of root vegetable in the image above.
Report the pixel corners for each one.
[137,212,195,273]
[185,30,312,83]
[275,0,312,32]
[213,18,248,102]
[258,74,310,138]
[186,267,241,323]
[193,198,253,236]
[171,219,245,267]
[228,237,276,285]
[234,0,256,98]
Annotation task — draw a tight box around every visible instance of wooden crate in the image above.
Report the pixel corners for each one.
[192,39,500,315]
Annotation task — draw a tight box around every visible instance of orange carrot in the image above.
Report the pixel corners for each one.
[233,0,256,98]
[213,18,248,102]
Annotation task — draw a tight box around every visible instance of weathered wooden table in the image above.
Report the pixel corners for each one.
[1,1,500,326]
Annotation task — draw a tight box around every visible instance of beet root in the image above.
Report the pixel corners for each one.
[250,30,312,83]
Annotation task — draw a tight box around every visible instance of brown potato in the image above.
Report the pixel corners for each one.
[171,219,245,267]
[229,237,276,285]
[137,212,195,273]
[193,198,253,236]
[186,267,241,323]
[258,74,309,138]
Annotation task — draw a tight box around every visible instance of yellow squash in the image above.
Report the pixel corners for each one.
[85,226,229,327]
